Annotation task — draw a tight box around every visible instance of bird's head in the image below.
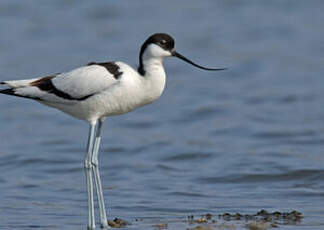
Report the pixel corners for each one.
[138,33,227,75]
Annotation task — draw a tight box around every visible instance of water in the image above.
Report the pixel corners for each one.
[0,1,324,229]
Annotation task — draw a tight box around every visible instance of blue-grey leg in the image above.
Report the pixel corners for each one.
[91,118,109,229]
[85,121,97,230]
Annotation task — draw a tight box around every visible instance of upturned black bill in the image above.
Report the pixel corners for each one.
[172,51,227,71]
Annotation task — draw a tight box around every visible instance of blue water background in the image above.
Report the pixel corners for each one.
[0,1,324,229]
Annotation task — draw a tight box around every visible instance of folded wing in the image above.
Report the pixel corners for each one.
[0,62,123,104]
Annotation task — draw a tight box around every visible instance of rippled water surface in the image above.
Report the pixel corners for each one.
[1,1,324,229]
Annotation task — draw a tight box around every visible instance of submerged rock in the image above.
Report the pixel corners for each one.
[109,209,302,229]
[246,221,269,230]
[107,218,129,228]
[152,223,168,229]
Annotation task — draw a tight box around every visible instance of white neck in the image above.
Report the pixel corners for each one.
[136,44,171,104]
[139,57,166,104]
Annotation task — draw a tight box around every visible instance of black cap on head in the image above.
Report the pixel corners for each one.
[138,33,175,75]
[143,33,175,52]
[138,33,227,75]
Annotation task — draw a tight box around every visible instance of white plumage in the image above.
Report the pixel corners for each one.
[0,33,225,229]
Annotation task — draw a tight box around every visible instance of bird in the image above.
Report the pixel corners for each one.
[0,33,226,229]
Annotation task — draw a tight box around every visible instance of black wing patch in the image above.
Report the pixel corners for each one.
[30,75,93,101]
[88,62,123,79]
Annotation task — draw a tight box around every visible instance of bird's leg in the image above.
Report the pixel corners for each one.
[85,121,97,230]
[91,118,109,229]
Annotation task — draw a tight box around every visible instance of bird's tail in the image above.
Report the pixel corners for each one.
[1,78,40,88]
[0,78,42,99]
[0,88,17,97]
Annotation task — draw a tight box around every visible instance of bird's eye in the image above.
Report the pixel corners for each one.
[160,40,167,45]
